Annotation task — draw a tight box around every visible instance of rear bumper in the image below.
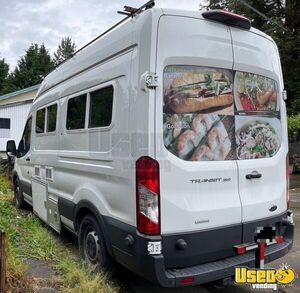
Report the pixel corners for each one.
[164,228,293,287]
[105,217,294,288]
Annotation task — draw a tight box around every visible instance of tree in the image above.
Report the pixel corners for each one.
[0,57,10,95]
[1,73,17,95]
[53,37,76,66]
[13,43,54,90]
[208,0,300,114]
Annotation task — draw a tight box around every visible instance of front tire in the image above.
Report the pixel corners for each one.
[14,179,26,209]
[79,215,113,271]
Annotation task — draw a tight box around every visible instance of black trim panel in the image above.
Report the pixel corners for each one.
[162,224,242,268]
[168,225,293,287]
[243,212,287,243]
[20,180,32,197]
[58,197,76,222]
[102,214,294,287]
[55,198,293,288]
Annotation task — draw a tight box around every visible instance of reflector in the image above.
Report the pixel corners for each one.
[180,277,195,285]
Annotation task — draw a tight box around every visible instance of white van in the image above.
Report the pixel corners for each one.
[6,4,294,287]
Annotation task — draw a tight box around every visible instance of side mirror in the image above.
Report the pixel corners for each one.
[6,140,16,157]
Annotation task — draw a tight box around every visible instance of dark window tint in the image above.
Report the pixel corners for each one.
[89,86,113,128]
[66,95,86,130]
[36,109,45,133]
[47,104,57,132]
[0,118,10,129]
[18,117,32,157]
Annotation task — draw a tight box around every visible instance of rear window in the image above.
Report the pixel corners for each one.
[163,65,281,161]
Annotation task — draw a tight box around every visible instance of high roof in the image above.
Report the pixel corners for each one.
[34,7,270,104]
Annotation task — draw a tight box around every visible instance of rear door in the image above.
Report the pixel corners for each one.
[155,15,242,236]
[231,28,287,224]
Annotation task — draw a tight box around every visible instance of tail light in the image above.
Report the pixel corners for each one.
[286,154,290,209]
[136,156,160,235]
[202,10,251,30]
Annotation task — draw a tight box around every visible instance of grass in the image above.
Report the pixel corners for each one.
[0,174,119,293]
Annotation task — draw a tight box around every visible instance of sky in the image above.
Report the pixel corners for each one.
[0,0,201,70]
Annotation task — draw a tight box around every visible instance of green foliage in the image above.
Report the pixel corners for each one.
[0,57,10,95]
[208,0,300,114]
[0,180,119,292]
[0,37,76,96]
[0,161,10,193]
[53,37,76,66]
[12,43,54,90]
[1,73,17,95]
[288,113,300,141]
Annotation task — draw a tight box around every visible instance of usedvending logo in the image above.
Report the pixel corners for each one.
[235,264,297,290]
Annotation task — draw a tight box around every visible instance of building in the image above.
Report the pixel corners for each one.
[0,84,40,152]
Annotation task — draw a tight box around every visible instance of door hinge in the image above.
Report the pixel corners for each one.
[140,72,158,91]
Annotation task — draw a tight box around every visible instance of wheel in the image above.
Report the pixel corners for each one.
[14,179,26,209]
[79,215,113,271]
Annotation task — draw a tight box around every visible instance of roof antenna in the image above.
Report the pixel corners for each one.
[199,0,210,11]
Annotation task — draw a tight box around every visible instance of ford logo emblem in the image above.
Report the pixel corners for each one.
[269,205,277,212]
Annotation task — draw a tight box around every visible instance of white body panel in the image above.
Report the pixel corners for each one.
[32,178,48,222]
[231,28,288,221]
[155,15,241,234]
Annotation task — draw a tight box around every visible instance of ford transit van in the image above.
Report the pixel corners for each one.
[6,4,294,287]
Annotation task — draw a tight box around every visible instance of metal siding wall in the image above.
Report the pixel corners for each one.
[0,102,31,151]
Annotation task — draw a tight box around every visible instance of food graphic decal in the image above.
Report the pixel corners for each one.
[164,66,233,115]
[236,119,280,160]
[235,72,278,111]
[164,114,234,161]
[163,66,281,161]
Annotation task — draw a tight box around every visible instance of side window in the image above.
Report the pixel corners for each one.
[47,104,57,132]
[36,109,45,134]
[89,86,113,128]
[18,117,32,157]
[66,95,86,130]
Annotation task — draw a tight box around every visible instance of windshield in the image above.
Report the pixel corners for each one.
[163,65,281,161]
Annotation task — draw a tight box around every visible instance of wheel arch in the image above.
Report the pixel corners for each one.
[74,200,113,256]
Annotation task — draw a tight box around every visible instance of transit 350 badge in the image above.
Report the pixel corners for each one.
[235,264,297,290]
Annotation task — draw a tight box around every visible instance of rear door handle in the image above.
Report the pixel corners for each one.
[246,172,262,180]
[26,157,30,162]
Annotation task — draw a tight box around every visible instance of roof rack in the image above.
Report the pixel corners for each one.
[117,1,155,16]
[49,0,155,75]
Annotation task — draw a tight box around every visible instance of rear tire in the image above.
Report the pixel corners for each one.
[14,179,26,209]
[79,215,114,272]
